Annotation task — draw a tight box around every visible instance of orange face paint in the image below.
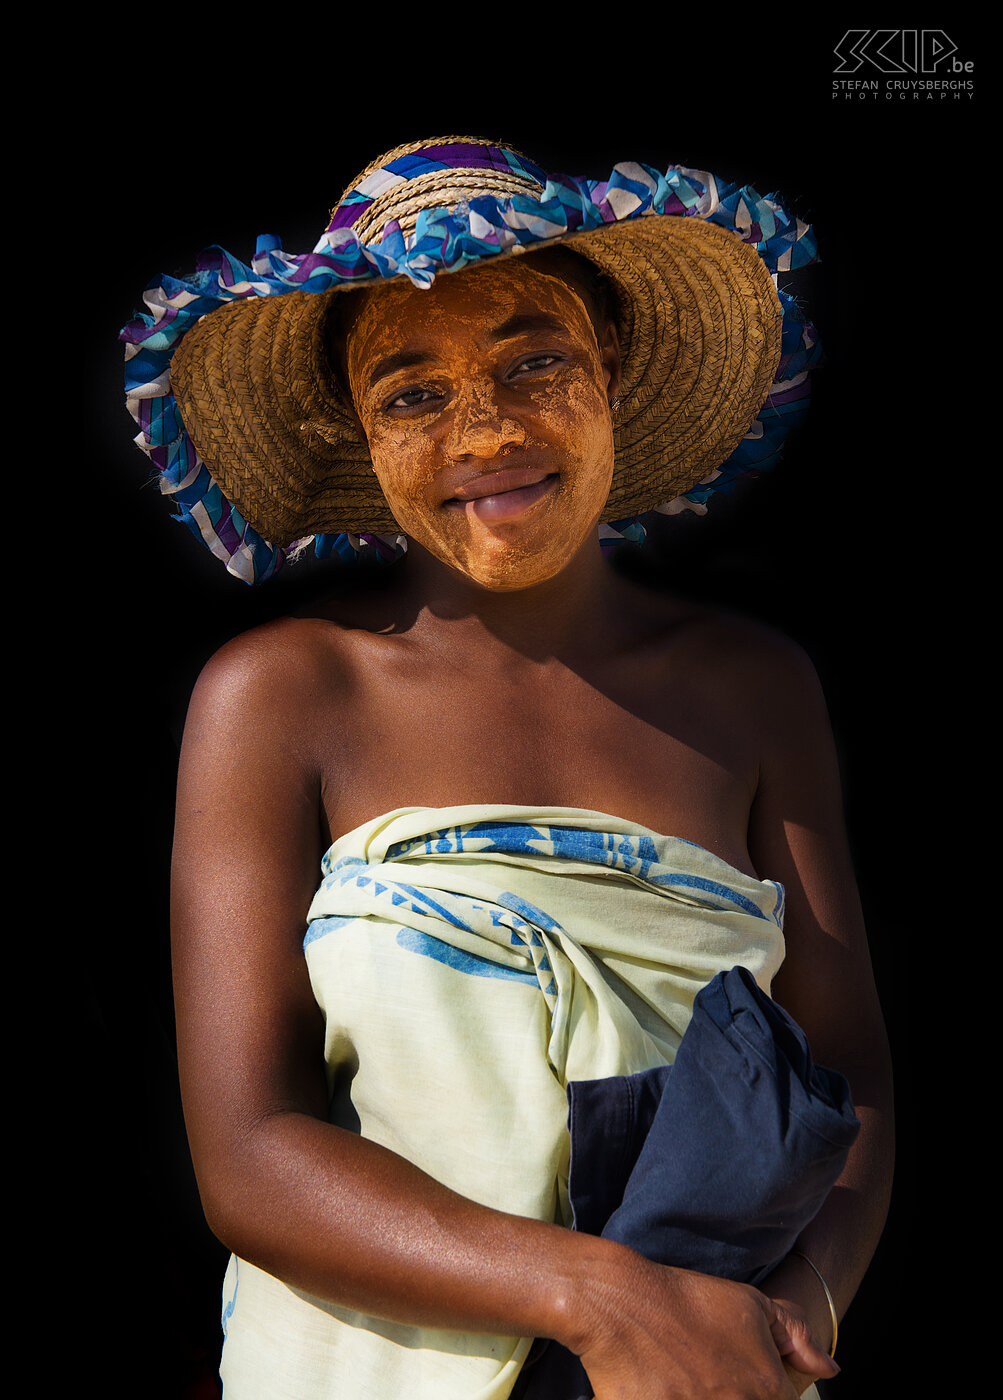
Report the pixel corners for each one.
[345,257,618,591]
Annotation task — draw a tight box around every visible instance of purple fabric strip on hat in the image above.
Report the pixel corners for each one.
[214,511,240,555]
[765,383,811,406]
[386,143,530,176]
[329,197,374,232]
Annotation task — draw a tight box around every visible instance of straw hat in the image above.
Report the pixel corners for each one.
[123,137,820,583]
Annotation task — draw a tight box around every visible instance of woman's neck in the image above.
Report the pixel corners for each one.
[396,537,647,666]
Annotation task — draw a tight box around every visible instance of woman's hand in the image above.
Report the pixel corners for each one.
[759,1254,840,1397]
[569,1250,838,1400]
[767,1296,837,1398]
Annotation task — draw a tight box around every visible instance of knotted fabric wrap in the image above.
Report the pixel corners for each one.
[512,965,859,1400]
[218,806,791,1400]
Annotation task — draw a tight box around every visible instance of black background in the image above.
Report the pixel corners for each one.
[54,24,979,1399]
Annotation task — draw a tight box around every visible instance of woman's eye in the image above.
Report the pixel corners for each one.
[386,387,439,410]
[512,354,560,376]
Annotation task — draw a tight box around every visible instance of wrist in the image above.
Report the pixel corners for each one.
[761,1253,837,1358]
[548,1234,657,1358]
[790,1252,838,1358]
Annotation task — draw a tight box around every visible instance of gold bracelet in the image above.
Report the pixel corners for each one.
[791,1251,838,1358]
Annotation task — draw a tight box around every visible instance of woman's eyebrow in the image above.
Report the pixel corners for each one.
[367,350,435,389]
[490,312,568,342]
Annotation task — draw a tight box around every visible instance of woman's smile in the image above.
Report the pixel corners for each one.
[444,468,560,522]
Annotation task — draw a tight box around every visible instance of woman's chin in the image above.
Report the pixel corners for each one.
[402,508,605,594]
[447,538,590,592]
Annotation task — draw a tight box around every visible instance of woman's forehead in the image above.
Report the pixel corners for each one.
[363,256,589,332]
[344,256,597,375]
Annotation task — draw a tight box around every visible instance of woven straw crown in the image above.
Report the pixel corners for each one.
[163,137,792,552]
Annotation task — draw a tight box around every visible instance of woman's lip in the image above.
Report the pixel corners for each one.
[448,467,553,502]
[446,473,559,523]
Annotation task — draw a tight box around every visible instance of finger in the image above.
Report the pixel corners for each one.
[768,1306,840,1379]
[784,1360,836,1397]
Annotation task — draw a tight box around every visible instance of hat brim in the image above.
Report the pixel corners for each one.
[123,160,820,581]
[169,215,782,543]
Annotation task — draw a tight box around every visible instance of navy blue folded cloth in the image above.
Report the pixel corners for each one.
[511,965,860,1400]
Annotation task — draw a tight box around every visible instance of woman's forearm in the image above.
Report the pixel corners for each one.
[201,1106,604,1346]
[760,1079,895,1351]
[200,1107,838,1396]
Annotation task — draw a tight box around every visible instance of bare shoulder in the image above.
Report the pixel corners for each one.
[705,611,837,783]
[709,607,825,717]
[192,612,348,694]
[184,612,362,743]
[173,613,366,897]
[673,600,820,683]
[637,592,830,737]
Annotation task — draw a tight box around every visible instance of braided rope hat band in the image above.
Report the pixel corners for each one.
[122,137,821,584]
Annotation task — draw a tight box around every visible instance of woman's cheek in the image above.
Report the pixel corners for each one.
[365,420,433,523]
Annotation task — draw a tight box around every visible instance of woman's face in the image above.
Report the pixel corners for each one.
[344,256,620,591]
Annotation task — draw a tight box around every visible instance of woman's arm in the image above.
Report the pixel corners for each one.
[171,625,835,1399]
[745,635,895,1378]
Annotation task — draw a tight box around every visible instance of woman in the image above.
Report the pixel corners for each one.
[123,137,893,1398]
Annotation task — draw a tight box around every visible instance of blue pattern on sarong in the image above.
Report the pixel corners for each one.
[396,929,539,985]
[306,820,784,979]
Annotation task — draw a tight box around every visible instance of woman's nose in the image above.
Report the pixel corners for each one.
[443,382,526,460]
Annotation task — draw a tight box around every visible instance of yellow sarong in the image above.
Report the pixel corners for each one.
[219,806,787,1400]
